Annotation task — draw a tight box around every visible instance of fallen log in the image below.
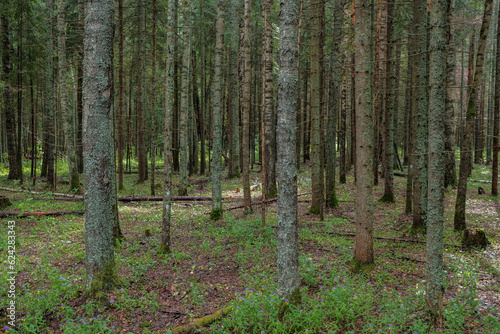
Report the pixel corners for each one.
[9,195,216,203]
[226,192,311,211]
[0,210,85,218]
[171,307,232,334]
[0,187,83,199]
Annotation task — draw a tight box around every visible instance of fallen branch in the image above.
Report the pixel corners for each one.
[0,210,85,218]
[226,192,311,211]
[9,195,216,203]
[171,307,232,334]
[469,179,497,184]
[0,187,83,199]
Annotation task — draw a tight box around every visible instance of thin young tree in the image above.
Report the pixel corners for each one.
[277,0,300,316]
[210,0,224,221]
[352,0,375,271]
[455,0,494,230]
[117,0,124,190]
[136,0,147,182]
[83,0,120,295]
[426,0,448,325]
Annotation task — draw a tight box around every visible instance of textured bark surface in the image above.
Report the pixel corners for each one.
[178,0,192,196]
[444,0,457,188]
[277,0,300,306]
[325,0,341,209]
[160,0,176,254]
[241,0,252,213]
[58,0,80,191]
[210,2,224,221]
[455,0,493,230]
[83,0,120,294]
[309,0,325,217]
[426,0,448,326]
[493,7,500,196]
[353,0,374,266]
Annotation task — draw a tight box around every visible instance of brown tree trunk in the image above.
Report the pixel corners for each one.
[117,0,124,190]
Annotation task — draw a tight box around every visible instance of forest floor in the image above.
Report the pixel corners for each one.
[0,160,499,334]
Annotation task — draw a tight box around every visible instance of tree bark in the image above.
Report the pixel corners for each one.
[493,4,500,196]
[277,0,300,311]
[353,0,374,268]
[83,0,120,295]
[210,2,224,221]
[309,0,325,217]
[117,0,124,190]
[241,0,252,213]
[326,0,341,208]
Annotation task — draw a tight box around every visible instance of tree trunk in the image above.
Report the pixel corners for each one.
[493,4,500,196]
[309,0,325,217]
[210,1,224,221]
[380,0,395,203]
[455,0,494,231]
[83,0,120,295]
[353,0,375,269]
[411,0,428,231]
[326,0,341,208]
[227,0,240,179]
[426,0,448,326]
[241,0,252,213]
[159,0,176,255]
[150,0,157,196]
[277,0,300,312]
[178,0,192,196]
[45,0,56,190]
[136,0,147,182]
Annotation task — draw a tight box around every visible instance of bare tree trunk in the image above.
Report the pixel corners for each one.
[426,0,448,325]
[210,1,224,221]
[277,0,300,313]
[83,0,120,295]
[136,0,147,182]
[353,0,375,269]
[241,0,252,213]
[493,4,500,196]
[150,0,157,196]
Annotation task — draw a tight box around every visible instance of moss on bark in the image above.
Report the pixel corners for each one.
[277,287,301,321]
[308,205,322,216]
[210,208,224,221]
[0,196,12,210]
[378,193,395,203]
[462,228,490,249]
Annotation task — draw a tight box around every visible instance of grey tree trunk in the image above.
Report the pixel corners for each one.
[353,0,375,269]
[150,0,157,196]
[241,0,252,213]
[83,0,120,295]
[444,0,457,188]
[210,1,224,221]
[117,0,124,190]
[178,0,192,196]
[277,0,300,315]
[159,0,176,255]
[492,3,500,196]
[58,0,80,191]
[455,0,494,230]
[426,0,448,326]
[326,0,341,208]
